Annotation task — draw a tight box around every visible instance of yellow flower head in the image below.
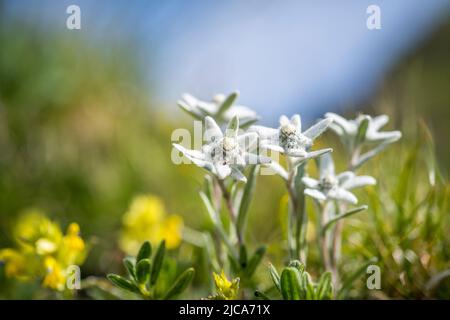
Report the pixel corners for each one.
[59,223,87,266]
[119,195,183,254]
[0,249,26,278]
[157,215,183,250]
[63,223,85,252]
[0,210,87,292]
[122,195,164,228]
[213,270,240,300]
[13,209,62,255]
[42,257,66,291]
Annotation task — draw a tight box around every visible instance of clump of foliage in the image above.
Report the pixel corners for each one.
[107,241,194,299]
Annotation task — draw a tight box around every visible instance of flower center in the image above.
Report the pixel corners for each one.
[280,124,297,136]
[279,125,312,152]
[319,175,338,192]
[221,137,237,152]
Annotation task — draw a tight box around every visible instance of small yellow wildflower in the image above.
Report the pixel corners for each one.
[119,195,183,255]
[157,215,183,250]
[64,223,85,252]
[13,210,62,255]
[0,209,88,292]
[122,195,164,227]
[59,223,86,266]
[213,270,240,300]
[0,249,26,278]
[42,257,65,291]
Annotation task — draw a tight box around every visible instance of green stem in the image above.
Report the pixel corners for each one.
[286,158,297,260]
[216,178,243,247]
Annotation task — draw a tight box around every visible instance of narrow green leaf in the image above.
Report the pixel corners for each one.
[245,246,266,277]
[137,241,152,262]
[317,272,333,300]
[136,259,151,284]
[229,254,240,274]
[254,290,270,300]
[164,268,195,299]
[354,116,370,147]
[353,137,398,170]
[237,165,258,237]
[199,191,238,259]
[280,267,302,300]
[269,263,281,294]
[177,101,203,120]
[239,245,248,269]
[288,260,305,273]
[217,91,238,117]
[303,272,315,300]
[226,116,239,137]
[151,240,166,285]
[240,118,259,129]
[123,257,136,280]
[322,205,368,234]
[107,274,140,294]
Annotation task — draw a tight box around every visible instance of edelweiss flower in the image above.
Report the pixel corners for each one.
[177,92,259,126]
[325,113,401,144]
[249,114,333,159]
[173,116,270,182]
[302,154,376,204]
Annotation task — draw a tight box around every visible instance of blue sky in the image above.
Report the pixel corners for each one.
[3,0,450,124]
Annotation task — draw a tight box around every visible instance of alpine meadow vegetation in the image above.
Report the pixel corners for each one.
[1,88,448,300]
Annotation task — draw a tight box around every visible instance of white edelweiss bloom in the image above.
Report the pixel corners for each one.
[325,113,402,143]
[177,92,259,126]
[173,116,270,182]
[302,153,376,205]
[249,114,333,159]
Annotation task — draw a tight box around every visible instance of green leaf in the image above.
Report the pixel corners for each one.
[237,165,258,237]
[321,205,368,234]
[229,254,240,274]
[288,260,305,273]
[353,138,398,170]
[151,240,166,285]
[239,245,248,269]
[177,100,203,120]
[199,191,238,260]
[269,263,281,294]
[217,91,238,117]
[354,116,370,147]
[226,116,239,138]
[302,272,315,300]
[107,274,140,294]
[317,272,333,300]
[164,268,195,299]
[240,118,259,129]
[136,258,151,284]
[254,290,270,300]
[280,267,303,300]
[137,241,152,262]
[123,257,136,280]
[245,246,266,277]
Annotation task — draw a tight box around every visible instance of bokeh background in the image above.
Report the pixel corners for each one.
[0,0,449,299]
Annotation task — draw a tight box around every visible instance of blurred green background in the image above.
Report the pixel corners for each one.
[0,2,449,299]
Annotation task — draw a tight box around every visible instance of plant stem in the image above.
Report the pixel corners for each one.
[328,147,361,289]
[216,178,243,247]
[320,202,333,273]
[285,158,307,262]
[286,158,297,260]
